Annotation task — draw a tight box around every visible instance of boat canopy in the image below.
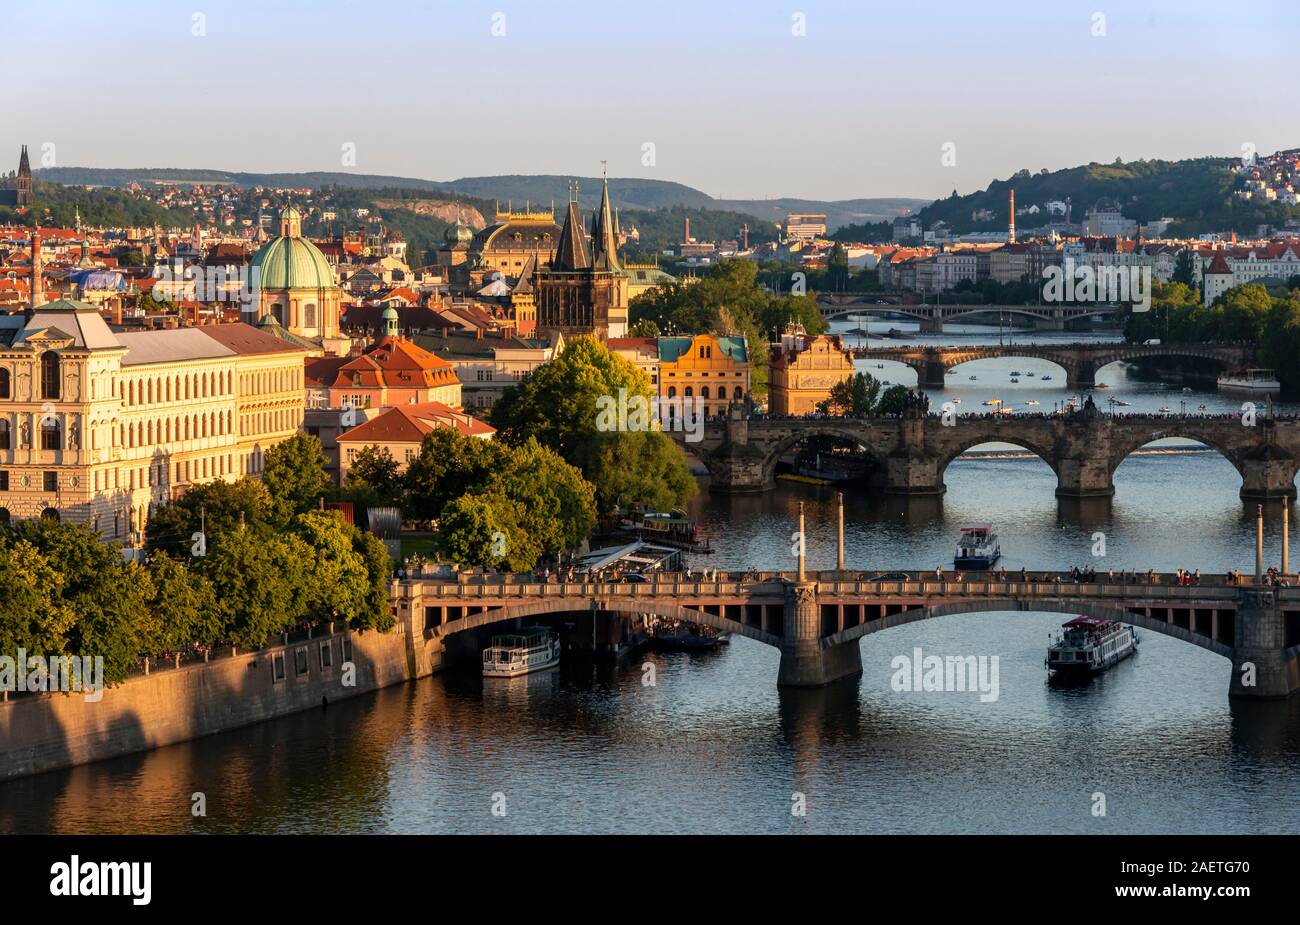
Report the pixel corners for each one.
[959,523,993,533]
[1062,616,1112,628]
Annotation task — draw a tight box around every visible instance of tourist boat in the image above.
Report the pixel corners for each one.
[1010,377,1020,384]
[954,523,1001,570]
[1046,616,1139,676]
[620,509,712,552]
[649,617,725,651]
[1217,368,1281,393]
[1112,399,1130,407]
[1025,399,1039,406]
[1158,405,1172,413]
[982,398,1002,406]
[483,627,561,678]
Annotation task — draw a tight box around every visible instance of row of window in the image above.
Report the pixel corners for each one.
[270,636,353,683]
[0,471,58,492]
[125,369,232,407]
[0,353,61,401]
[665,386,745,400]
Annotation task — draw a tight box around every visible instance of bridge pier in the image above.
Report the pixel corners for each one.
[778,581,862,687]
[1054,457,1115,498]
[1239,456,1299,501]
[917,361,947,390]
[1229,589,1299,699]
[1033,315,1066,332]
[919,315,943,334]
[1065,362,1097,390]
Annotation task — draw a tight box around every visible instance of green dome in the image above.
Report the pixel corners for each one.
[445,218,472,245]
[250,234,336,291]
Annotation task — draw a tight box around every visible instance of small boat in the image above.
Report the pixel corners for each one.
[1025,399,1039,406]
[483,627,561,678]
[955,523,1001,570]
[1010,377,1020,384]
[1010,370,1023,377]
[650,618,725,651]
[1182,387,1193,393]
[969,375,978,381]
[951,398,961,404]
[1198,404,1208,411]
[1026,371,1036,377]
[877,363,885,369]
[1046,616,1138,677]
[1112,399,1130,407]
[1158,405,1172,413]
[1095,382,1108,389]
[1042,375,1053,381]
[982,398,1002,406]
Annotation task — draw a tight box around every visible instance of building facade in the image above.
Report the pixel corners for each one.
[768,328,854,415]
[0,301,310,543]
[656,334,750,421]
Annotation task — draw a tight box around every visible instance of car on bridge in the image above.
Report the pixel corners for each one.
[870,571,912,582]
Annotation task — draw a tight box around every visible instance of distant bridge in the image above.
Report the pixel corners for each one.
[851,341,1255,389]
[679,410,1300,499]
[397,570,1300,694]
[817,294,1121,332]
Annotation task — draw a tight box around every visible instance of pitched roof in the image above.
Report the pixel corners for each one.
[553,199,591,271]
[331,335,460,390]
[1206,252,1232,274]
[338,401,495,444]
[198,321,315,356]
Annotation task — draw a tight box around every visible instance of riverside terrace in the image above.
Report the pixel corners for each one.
[395,567,1300,693]
[678,406,1300,498]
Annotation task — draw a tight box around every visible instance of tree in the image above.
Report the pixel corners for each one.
[577,430,697,511]
[876,384,913,416]
[0,539,75,663]
[1172,250,1197,287]
[827,242,850,292]
[145,478,275,558]
[817,372,883,416]
[199,530,309,648]
[142,552,220,654]
[627,318,660,337]
[344,445,404,507]
[404,428,509,522]
[486,438,597,559]
[262,432,331,523]
[288,511,375,625]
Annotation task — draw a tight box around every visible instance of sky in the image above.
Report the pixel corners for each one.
[4,0,1295,202]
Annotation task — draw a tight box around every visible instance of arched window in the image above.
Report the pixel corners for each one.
[733,386,743,399]
[40,418,60,450]
[0,419,8,449]
[684,387,693,398]
[304,303,317,328]
[40,351,60,400]
[701,386,710,400]
[667,386,676,398]
[0,367,9,399]
[272,303,285,326]
[40,507,60,522]
[0,508,9,525]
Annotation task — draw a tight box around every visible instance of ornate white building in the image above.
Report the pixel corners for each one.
[0,300,310,543]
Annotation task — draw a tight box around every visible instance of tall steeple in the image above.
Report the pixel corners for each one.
[553,180,591,271]
[15,145,32,207]
[591,163,621,272]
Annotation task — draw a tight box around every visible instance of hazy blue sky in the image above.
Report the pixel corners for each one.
[5,0,1293,201]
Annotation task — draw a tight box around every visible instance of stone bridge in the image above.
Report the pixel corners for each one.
[852,341,1256,390]
[817,296,1121,332]
[682,410,1300,499]
[395,570,1300,694]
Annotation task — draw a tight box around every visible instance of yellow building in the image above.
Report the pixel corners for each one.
[656,334,750,420]
[768,326,854,415]
[466,207,561,277]
[0,300,310,543]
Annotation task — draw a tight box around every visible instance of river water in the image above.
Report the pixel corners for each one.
[4,320,1300,834]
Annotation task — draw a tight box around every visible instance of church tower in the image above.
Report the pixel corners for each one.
[16,145,32,207]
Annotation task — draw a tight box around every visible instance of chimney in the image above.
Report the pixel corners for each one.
[29,228,43,315]
[1008,189,1016,244]
[684,216,690,244]
[113,301,123,326]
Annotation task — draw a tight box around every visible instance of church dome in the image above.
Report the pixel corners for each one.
[250,210,336,292]
[445,218,473,246]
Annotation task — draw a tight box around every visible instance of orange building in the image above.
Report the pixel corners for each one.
[768,326,854,415]
[656,334,750,419]
[324,309,462,410]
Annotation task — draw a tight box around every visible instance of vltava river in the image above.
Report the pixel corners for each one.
[3,321,1300,834]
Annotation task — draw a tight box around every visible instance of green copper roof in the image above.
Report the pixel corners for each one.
[250,234,336,291]
[657,335,748,363]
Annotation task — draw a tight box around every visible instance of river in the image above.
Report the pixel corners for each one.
[3,319,1300,834]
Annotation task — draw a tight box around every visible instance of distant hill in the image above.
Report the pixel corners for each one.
[34,166,929,231]
[917,153,1300,236]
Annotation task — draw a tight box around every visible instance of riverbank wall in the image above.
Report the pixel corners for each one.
[0,601,442,783]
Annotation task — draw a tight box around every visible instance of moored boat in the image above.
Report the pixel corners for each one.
[954,523,1001,570]
[483,627,561,678]
[1046,617,1139,676]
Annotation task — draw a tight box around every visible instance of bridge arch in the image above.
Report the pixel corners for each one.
[936,431,1060,483]
[825,598,1232,658]
[944,353,1072,382]
[1107,427,1248,481]
[758,426,881,485]
[430,597,784,648]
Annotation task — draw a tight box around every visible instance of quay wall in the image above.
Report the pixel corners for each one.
[0,614,442,783]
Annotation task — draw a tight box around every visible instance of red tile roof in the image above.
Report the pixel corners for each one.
[338,401,495,444]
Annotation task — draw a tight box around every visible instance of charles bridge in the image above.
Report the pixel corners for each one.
[396,566,1300,696]
[850,341,1255,390]
[675,406,1300,500]
[817,294,1122,332]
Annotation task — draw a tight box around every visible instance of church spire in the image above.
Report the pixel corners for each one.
[591,162,621,272]
[553,179,591,271]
